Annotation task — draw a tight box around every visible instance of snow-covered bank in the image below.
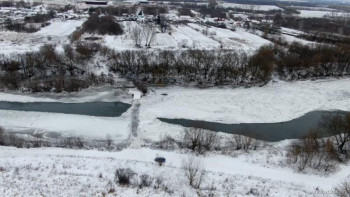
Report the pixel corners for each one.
[0,110,130,141]
[139,78,350,141]
[0,87,134,141]
[0,86,132,103]
[0,146,346,196]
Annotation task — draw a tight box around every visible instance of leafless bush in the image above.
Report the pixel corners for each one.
[321,113,350,154]
[154,134,179,150]
[115,168,136,186]
[230,134,261,150]
[138,174,153,189]
[131,26,143,47]
[182,156,206,189]
[63,137,84,149]
[335,181,350,197]
[106,134,113,147]
[31,138,43,148]
[183,128,219,154]
[287,130,337,172]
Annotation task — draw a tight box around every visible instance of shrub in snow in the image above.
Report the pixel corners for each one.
[138,174,153,189]
[154,176,164,189]
[229,134,261,150]
[287,130,337,172]
[182,156,206,189]
[182,128,219,154]
[114,168,136,186]
[321,112,350,155]
[335,181,350,197]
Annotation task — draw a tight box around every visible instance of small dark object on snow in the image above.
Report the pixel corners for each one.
[154,157,166,166]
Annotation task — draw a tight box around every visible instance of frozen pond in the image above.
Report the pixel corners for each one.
[0,101,131,117]
[159,111,346,142]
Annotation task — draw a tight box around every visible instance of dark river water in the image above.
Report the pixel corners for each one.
[0,101,131,117]
[159,111,346,142]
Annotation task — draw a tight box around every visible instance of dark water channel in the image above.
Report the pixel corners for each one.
[159,111,346,142]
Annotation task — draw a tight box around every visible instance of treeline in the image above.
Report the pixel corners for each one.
[0,0,32,8]
[5,12,54,33]
[1,41,350,92]
[107,47,274,86]
[88,5,167,17]
[0,43,114,92]
[274,14,350,36]
[275,42,350,80]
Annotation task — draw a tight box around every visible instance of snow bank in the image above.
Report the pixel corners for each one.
[35,20,84,37]
[220,3,282,11]
[0,110,130,141]
[298,10,349,18]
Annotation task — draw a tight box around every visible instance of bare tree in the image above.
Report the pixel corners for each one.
[183,127,203,152]
[182,156,206,189]
[322,113,350,154]
[229,133,261,150]
[287,130,337,172]
[143,23,156,48]
[131,26,143,47]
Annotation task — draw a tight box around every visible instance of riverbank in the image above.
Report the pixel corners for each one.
[0,78,349,142]
[139,78,350,141]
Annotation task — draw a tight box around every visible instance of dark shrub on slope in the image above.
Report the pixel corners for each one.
[82,14,123,35]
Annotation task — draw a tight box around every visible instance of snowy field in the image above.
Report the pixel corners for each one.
[298,10,350,18]
[188,23,271,51]
[219,3,282,11]
[0,145,348,196]
[0,19,84,55]
[0,87,133,141]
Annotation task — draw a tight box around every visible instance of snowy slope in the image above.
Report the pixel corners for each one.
[0,146,347,196]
